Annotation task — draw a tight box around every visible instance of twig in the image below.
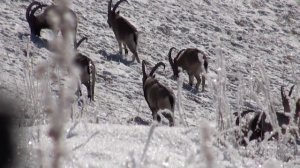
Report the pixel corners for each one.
[72,131,100,151]
[66,121,79,139]
[141,123,157,162]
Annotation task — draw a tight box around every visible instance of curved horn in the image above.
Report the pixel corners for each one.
[26,1,41,21]
[108,0,112,14]
[142,60,147,78]
[176,49,186,58]
[75,37,88,49]
[289,85,295,97]
[112,0,129,13]
[149,62,165,77]
[30,4,48,18]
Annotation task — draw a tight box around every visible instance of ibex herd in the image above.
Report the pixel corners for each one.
[25,0,300,142]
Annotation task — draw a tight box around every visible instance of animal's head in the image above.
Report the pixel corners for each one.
[168,47,181,79]
[142,60,165,84]
[26,1,48,36]
[107,0,128,28]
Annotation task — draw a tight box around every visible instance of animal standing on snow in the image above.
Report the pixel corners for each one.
[26,1,78,47]
[74,37,96,102]
[168,47,208,91]
[142,61,175,126]
[107,0,140,63]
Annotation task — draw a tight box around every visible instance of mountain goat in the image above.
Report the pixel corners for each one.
[235,85,299,145]
[26,1,77,47]
[168,47,208,91]
[107,0,140,63]
[142,61,175,126]
[74,37,96,101]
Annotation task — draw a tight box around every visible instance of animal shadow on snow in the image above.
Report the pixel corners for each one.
[18,33,48,49]
[182,83,199,94]
[127,116,150,126]
[98,49,135,66]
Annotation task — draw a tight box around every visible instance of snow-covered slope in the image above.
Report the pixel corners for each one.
[1,0,300,167]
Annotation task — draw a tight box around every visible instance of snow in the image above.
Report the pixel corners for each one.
[0,0,300,167]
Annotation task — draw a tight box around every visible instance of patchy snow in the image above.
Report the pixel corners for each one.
[0,0,300,167]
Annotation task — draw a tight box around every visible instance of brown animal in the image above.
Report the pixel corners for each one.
[235,85,298,146]
[74,37,96,101]
[234,110,290,146]
[26,1,78,46]
[107,0,140,63]
[142,61,175,126]
[168,47,208,91]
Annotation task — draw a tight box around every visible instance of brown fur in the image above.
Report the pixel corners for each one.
[142,61,175,126]
[74,37,96,101]
[168,47,208,91]
[235,85,299,146]
[107,0,140,63]
[26,1,78,46]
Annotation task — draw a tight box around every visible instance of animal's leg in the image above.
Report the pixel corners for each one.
[126,35,140,63]
[162,111,174,127]
[123,43,128,56]
[118,41,123,55]
[151,108,161,123]
[201,74,206,92]
[188,73,194,87]
[84,82,92,102]
[91,75,95,101]
[195,74,202,90]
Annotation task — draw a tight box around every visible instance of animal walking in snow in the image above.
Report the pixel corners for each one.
[74,37,96,102]
[142,60,175,126]
[107,0,140,63]
[168,47,208,91]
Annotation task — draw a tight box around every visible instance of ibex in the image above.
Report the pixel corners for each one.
[235,85,299,146]
[168,47,208,91]
[142,61,175,126]
[74,37,96,102]
[107,0,140,63]
[26,1,78,47]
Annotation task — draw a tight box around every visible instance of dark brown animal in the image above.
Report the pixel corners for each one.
[107,0,140,63]
[142,61,175,126]
[234,110,290,146]
[74,37,96,101]
[235,85,298,145]
[168,47,208,91]
[26,1,78,46]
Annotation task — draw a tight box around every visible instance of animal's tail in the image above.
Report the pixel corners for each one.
[133,31,139,46]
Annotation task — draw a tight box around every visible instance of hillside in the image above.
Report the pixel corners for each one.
[0,0,300,167]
